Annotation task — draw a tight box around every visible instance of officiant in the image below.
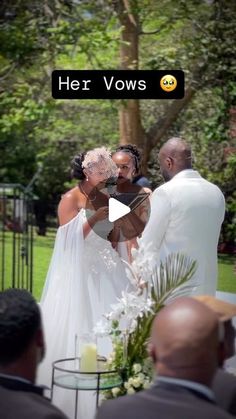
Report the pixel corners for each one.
[110,144,151,263]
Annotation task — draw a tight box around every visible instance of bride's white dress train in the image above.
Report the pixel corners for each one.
[37,209,131,419]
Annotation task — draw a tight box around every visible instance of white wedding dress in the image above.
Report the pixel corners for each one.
[37,209,131,419]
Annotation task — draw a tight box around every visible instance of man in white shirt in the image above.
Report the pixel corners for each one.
[139,137,225,295]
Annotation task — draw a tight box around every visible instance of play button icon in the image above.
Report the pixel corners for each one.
[108,197,131,222]
[82,180,150,242]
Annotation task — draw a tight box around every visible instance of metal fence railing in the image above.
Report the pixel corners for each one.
[0,184,34,292]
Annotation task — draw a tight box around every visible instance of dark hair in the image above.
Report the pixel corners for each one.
[115,144,141,173]
[71,152,86,180]
[0,288,41,365]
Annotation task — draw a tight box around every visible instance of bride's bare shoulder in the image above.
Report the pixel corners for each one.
[58,186,83,226]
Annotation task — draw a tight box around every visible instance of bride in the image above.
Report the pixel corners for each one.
[37,147,131,419]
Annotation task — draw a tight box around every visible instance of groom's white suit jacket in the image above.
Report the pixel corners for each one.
[140,169,225,295]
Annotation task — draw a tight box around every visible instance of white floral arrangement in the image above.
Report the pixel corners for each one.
[94,249,197,399]
[109,360,153,398]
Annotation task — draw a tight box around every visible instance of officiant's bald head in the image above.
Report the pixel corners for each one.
[149,297,220,386]
[159,137,192,181]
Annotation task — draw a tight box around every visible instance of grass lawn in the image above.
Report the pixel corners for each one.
[0,230,55,301]
[1,231,235,300]
[217,253,236,294]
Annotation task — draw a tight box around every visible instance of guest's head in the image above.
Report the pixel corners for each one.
[71,147,118,187]
[149,297,221,387]
[0,288,45,383]
[112,144,141,184]
[158,137,192,181]
[194,295,236,363]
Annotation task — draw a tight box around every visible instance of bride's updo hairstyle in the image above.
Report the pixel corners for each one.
[72,147,118,180]
[71,152,86,180]
[115,144,141,174]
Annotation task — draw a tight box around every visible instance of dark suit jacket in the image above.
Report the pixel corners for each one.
[96,381,234,419]
[213,369,236,416]
[0,376,68,419]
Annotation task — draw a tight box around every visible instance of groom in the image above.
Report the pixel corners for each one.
[139,137,225,295]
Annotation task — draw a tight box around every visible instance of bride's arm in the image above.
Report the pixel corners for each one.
[58,194,109,238]
[58,191,79,226]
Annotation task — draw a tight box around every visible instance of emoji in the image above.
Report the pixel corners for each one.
[160,75,177,92]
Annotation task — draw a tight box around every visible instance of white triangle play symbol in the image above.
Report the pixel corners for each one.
[108,197,131,222]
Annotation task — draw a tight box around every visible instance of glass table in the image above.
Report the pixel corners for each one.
[51,357,123,419]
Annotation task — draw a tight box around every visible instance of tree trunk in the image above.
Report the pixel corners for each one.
[115,0,145,147]
[119,100,144,146]
[114,1,207,173]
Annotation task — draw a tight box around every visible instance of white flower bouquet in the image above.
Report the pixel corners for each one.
[94,250,197,399]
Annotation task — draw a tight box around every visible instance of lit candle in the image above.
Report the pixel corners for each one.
[80,343,97,372]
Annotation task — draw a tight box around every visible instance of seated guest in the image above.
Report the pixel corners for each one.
[0,288,67,419]
[96,297,234,419]
[194,295,236,416]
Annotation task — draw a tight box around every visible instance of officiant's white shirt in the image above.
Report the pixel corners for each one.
[139,169,225,295]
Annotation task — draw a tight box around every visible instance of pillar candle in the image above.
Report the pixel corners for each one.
[80,343,97,372]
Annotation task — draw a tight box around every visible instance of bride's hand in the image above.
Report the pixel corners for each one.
[93,206,109,222]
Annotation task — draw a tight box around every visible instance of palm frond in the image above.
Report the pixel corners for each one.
[150,253,197,306]
[127,253,197,365]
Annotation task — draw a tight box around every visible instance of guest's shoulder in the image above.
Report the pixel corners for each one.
[96,389,233,419]
[0,387,67,418]
[96,392,140,418]
[28,392,68,418]
[214,368,236,387]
